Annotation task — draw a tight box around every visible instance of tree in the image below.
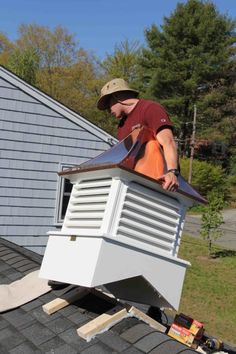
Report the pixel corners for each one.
[16,24,77,69]
[42,49,117,136]
[15,24,79,96]
[196,56,236,168]
[100,39,141,83]
[95,39,143,135]
[138,0,235,156]
[0,30,40,85]
[180,158,228,197]
[7,48,40,85]
[200,189,224,256]
[1,24,116,135]
[0,32,14,65]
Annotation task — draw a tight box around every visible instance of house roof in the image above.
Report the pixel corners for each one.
[0,237,202,354]
[0,65,117,145]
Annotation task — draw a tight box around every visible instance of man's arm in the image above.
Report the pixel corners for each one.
[156,128,179,191]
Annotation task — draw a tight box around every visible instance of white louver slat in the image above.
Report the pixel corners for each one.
[64,177,112,231]
[116,182,181,256]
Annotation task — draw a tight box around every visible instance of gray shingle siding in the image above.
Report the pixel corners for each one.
[0,68,114,254]
[0,85,38,103]
[0,77,16,88]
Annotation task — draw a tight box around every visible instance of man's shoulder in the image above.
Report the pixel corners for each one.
[139,98,163,109]
[138,99,167,115]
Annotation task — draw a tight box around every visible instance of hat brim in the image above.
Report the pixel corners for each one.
[97,94,112,110]
[97,89,139,110]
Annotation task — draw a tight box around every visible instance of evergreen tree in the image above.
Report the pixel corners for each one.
[138,0,235,156]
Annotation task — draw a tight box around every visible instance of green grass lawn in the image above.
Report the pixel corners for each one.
[175,234,236,345]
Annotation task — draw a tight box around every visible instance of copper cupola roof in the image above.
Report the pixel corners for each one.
[59,126,206,204]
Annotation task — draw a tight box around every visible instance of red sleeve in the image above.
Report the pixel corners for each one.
[142,102,173,134]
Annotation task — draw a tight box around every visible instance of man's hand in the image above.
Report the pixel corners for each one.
[162,171,179,191]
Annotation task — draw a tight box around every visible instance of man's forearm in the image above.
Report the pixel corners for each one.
[156,128,179,191]
[162,141,178,171]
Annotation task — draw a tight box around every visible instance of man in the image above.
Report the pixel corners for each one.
[97,78,179,191]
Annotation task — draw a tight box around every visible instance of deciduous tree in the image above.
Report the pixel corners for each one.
[0,32,13,65]
[7,48,40,85]
[200,189,224,256]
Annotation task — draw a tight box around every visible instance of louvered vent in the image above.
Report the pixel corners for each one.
[64,177,112,231]
[117,182,181,256]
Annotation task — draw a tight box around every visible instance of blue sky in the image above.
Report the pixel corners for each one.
[1,0,235,59]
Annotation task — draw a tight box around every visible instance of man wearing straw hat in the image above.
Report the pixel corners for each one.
[97,78,179,192]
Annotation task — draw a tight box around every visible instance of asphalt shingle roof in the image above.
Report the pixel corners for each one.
[0,237,234,354]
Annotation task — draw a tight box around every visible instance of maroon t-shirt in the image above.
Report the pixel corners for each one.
[117,99,172,141]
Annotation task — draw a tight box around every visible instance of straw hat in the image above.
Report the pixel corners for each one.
[97,78,139,110]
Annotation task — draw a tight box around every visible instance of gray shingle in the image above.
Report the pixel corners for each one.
[1,252,19,262]
[8,341,41,354]
[31,305,61,323]
[0,274,11,284]
[0,249,12,257]
[148,338,193,354]
[0,345,9,354]
[11,259,32,268]
[0,326,25,350]
[1,267,17,277]
[5,256,25,266]
[134,332,170,352]
[81,342,117,354]
[67,310,91,326]
[0,263,11,274]
[38,335,67,352]
[1,268,22,281]
[99,331,130,352]
[45,317,75,334]
[59,327,98,352]
[112,317,140,335]
[44,343,78,354]
[2,308,35,329]
[17,263,39,273]
[0,318,9,330]
[57,304,80,317]
[21,298,43,312]
[121,347,144,354]
[0,246,8,251]
[39,291,59,304]
[19,322,55,346]
[0,262,11,272]
[121,323,156,344]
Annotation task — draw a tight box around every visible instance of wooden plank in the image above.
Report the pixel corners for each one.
[42,287,89,315]
[128,306,166,333]
[77,305,128,341]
